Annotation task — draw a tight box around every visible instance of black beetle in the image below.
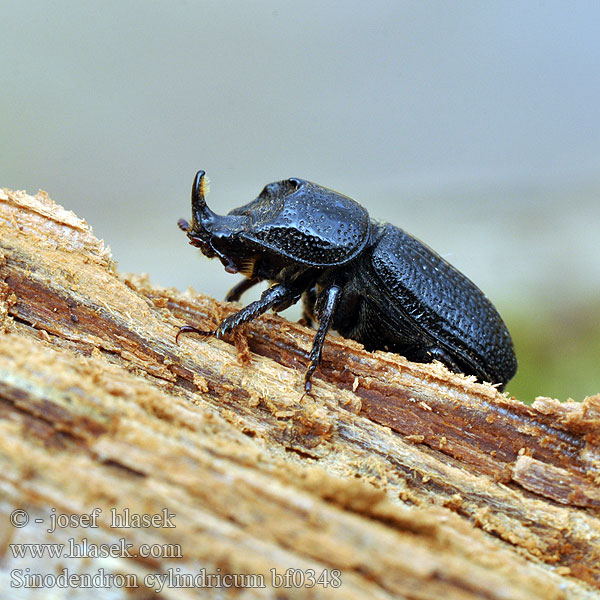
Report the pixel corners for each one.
[177,170,517,392]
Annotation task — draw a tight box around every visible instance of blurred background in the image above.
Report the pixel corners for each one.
[2,1,598,403]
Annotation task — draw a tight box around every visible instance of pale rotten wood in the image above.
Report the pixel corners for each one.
[0,188,599,599]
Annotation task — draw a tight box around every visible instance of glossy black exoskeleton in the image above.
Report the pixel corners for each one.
[177,170,517,392]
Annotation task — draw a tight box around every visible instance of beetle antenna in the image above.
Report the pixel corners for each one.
[191,170,218,225]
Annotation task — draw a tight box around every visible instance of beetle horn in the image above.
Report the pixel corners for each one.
[191,170,219,226]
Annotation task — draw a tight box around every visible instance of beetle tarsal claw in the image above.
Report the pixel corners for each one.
[175,325,215,344]
[303,375,313,395]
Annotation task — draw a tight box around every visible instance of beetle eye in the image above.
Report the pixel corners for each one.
[260,179,301,198]
[280,178,303,196]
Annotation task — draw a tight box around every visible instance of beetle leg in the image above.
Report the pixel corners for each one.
[216,283,300,336]
[177,283,300,344]
[225,277,260,303]
[304,285,341,393]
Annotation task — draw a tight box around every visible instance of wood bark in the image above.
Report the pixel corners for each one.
[0,187,599,599]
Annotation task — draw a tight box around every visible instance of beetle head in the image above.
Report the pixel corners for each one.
[180,170,371,276]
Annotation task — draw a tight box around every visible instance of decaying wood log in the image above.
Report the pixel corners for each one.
[0,187,599,599]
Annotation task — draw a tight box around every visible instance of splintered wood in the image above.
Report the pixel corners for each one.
[0,187,599,600]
